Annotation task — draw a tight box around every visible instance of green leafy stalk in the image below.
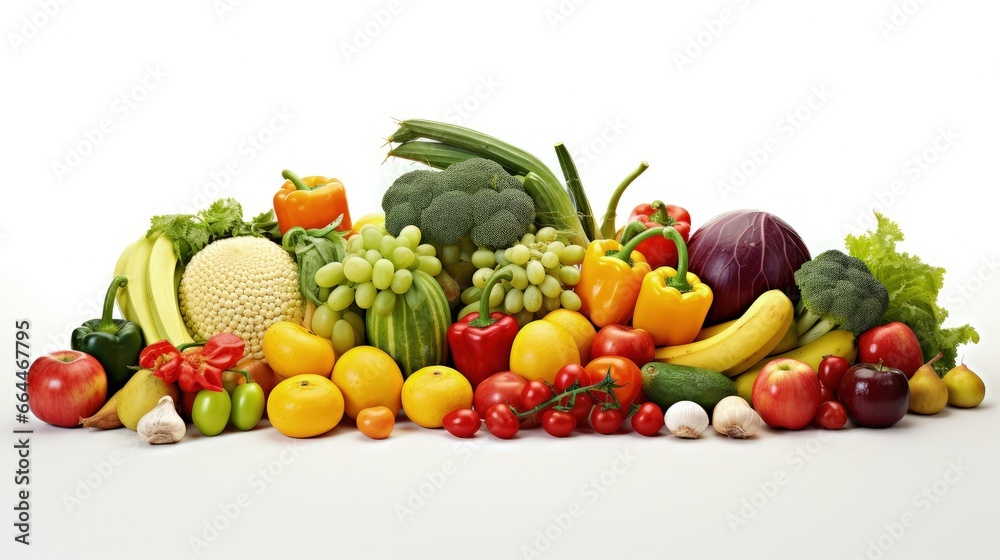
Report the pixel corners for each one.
[147,198,279,264]
[845,212,980,375]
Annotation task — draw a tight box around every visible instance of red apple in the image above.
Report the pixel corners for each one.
[27,350,107,428]
[859,322,923,378]
[838,362,909,428]
[751,358,821,430]
[474,371,528,415]
[590,324,655,366]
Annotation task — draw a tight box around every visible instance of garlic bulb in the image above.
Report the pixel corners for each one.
[712,396,762,439]
[137,396,186,444]
[665,401,709,439]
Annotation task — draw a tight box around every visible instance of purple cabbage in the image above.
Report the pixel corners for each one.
[687,210,811,325]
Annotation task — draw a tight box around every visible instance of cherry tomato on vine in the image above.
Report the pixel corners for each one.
[485,404,519,439]
[584,356,643,408]
[192,389,231,437]
[541,410,577,437]
[562,392,594,423]
[590,407,623,434]
[553,364,587,393]
[818,355,851,395]
[230,382,265,431]
[519,381,554,413]
[814,401,848,430]
[443,409,481,438]
[630,402,664,436]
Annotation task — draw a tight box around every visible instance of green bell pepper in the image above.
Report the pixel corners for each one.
[71,275,144,394]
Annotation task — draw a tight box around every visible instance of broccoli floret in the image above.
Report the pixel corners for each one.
[420,191,473,245]
[382,170,437,234]
[793,249,890,345]
[381,157,536,248]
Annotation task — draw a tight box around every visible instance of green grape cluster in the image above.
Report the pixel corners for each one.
[452,227,586,321]
[312,224,442,353]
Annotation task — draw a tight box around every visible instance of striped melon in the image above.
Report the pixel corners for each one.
[365,270,451,378]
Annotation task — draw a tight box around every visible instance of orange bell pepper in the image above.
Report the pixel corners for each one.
[273,169,352,235]
[575,225,673,328]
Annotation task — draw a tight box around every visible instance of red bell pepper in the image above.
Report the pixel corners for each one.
[447,268,519,389]
[624,201,691,269]
[139,333,245,393]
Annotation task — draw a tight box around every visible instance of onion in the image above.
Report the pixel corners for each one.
[687,210,810,325]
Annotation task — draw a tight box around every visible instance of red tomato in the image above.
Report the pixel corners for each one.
[519,380,554,413]
[584,356,642,408]
[818,356,851,395]
[562,392,594,423]
[541,410,577,437]
[814,401,848,430]
[553,364,587,393]
[484,404,519,439]
[590,407,623,434]
[819,386,836,404]
[443,409,481,438]
[630,402,664,436]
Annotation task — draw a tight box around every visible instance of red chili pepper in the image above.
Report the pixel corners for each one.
[139,333,245,393]
[625,201,692,269]
[447,268,520,389]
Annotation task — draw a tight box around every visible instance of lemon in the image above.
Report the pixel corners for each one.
[510,320,581,384]
[543,309,597,364]
[331,347,404,419]
[401,366,473,428]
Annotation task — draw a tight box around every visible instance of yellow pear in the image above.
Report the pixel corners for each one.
[117,369,180,430]
[908,354,948,415]
[943,363,986,408]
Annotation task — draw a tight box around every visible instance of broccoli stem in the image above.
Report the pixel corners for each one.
[798,318,838,347]
[795,308,822,337]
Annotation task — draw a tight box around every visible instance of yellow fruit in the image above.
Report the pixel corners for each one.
[510,320,581,384]
[267,374,344,438]
[943,364,986,408]
[542,309,597,363]
[331,347,404,419]
[262,321,336,380]
[401,366,473,428]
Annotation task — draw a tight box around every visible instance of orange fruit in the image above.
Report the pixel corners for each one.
[267,374,344,438]
[357,406,395,439]
[509,320,581,384]
[543,309,597,363]
[331,347,403,419]
[262,322,336,380]
[401,366,473,428]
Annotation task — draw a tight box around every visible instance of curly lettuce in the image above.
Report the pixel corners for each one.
[845,212,979,375]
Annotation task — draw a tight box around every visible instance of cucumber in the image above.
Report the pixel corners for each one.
[641,362,737,415]
[366,270,451,378]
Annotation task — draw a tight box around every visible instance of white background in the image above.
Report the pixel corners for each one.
[3,1,999,559]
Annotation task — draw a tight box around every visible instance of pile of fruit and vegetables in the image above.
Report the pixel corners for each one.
[26,119,985,442]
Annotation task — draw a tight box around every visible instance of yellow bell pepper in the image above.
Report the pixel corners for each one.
[575,224,676,328]
[632,228,713,346]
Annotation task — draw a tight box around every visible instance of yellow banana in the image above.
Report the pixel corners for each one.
[733,329,858,402]
[113,242,134,317]
[653,289,794,377]
[694,319,736,341]
[768,318,800,356]
[123,234,162,343]
[147,233,195,345]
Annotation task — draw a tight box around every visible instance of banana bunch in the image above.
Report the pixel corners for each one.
[114,233,195,346]
[653,289,797,377]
